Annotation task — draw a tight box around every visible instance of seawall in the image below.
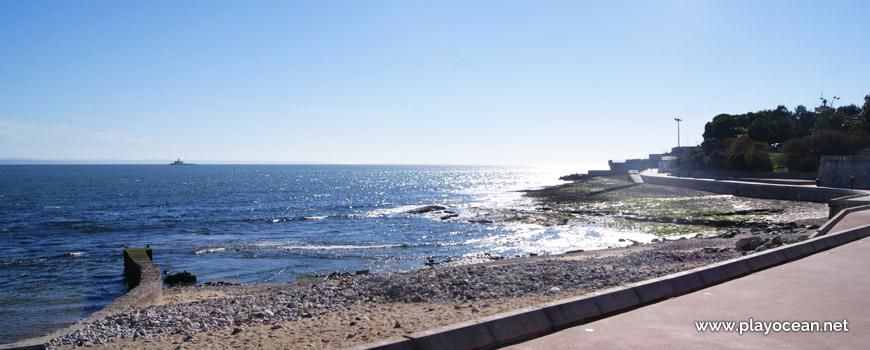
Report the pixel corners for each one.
[640,173,858,204]
[2,248,162,350]
[669,170,817,180]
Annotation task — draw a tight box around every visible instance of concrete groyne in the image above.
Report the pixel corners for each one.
[2,248,162,350]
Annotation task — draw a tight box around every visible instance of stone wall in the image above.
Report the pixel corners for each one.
[641,174,858,204]
[818,155,870,189]
[669,170,817,180]
[8,248,162,349]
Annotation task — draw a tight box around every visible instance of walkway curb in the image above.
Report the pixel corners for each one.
[352,214,870,350]
[812,204,870,237]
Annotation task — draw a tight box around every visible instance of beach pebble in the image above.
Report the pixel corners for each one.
[47,237,750,348]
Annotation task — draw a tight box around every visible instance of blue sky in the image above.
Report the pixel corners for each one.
[1,0,868,166]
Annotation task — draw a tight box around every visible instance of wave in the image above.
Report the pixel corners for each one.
[194,247,227,254]
[360,204,451,218]
[256,215,332,223]
[277,244,409,250]
[360,204,427,217]
[194,243,409,255]
[1,252,84,266]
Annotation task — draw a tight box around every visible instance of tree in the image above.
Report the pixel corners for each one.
[746,106,796,145]
[703,114,746,140]
[725,136,772,171]
[838,104,863,132]
[863,93,870,134]
[782,130,870,171]
[794,105,818,137]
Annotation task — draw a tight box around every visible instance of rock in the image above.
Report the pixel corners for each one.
[164,271,197,285]
[719,230,738,238]
[735,237,763,251]
[347,333,356,339]
[440,214,459,220]
[406,205,446,214]
[271,324,283,330]
[755,245,769,252]
[770,235,783,246]
[394,321,402,328]
[231,327,244,335]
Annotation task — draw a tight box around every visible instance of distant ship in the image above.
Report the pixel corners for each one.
[169,158,195,165]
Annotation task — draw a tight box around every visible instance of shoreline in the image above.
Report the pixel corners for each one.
[48,237,752,349]
[24,175,829,349]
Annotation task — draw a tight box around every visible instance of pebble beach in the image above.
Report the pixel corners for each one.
[43,176,828,349]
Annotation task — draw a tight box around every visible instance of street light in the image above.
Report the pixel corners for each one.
[674,118,682,148]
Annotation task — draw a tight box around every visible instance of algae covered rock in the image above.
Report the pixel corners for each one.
[164,271,196,285]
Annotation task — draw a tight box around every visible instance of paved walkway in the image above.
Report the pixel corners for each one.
[505,210,870,349]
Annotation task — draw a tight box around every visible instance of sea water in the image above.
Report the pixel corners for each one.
[0,164,652,343]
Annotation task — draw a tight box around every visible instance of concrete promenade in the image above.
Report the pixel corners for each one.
[505,210,870,349]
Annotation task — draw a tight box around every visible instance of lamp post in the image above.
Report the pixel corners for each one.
[674,118,682,148]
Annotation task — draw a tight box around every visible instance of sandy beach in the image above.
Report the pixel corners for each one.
[47,176,828,349]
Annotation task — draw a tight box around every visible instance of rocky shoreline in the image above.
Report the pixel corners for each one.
[45,176,829,349]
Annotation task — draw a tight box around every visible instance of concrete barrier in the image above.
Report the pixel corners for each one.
[541,295,601,329]
[629,277,676,303]
[349,337,415,350]
[641,174,858,203]
[480,307,553,346]
[670,170,817,180]
[826,195,870,218]
[2,248,162,350]
[405,319,495,350]
[813,204,870,237]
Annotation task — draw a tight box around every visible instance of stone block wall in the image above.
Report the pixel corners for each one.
[819,155,870,189]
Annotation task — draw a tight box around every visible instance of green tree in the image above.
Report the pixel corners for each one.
[746,106,796,145]
[703,114,746,140]
[794,105,818,137]
[863,93,870,134]
[725,136,772,171]
[782,130,870,171]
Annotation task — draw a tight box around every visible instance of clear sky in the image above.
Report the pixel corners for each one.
[1,0,868,166]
